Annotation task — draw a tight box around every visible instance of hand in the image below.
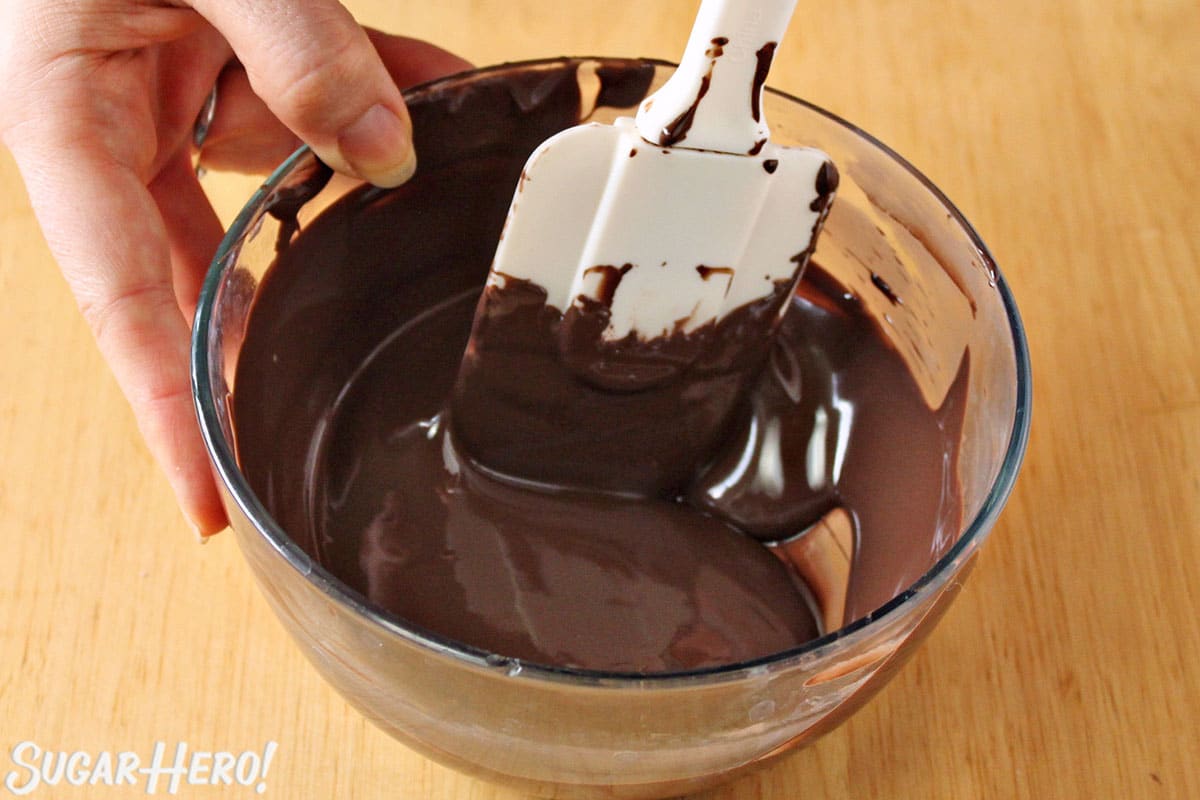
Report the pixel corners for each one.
[0,1,470,536]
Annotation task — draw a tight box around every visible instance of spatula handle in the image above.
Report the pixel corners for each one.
[635,0,799,154]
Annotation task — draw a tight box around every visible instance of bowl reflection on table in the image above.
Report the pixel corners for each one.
[192,58,1030,799]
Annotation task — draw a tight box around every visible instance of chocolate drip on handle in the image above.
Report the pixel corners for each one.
[635,0,798,154]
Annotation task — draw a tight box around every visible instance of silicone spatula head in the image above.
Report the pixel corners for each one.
[451,0,838,496]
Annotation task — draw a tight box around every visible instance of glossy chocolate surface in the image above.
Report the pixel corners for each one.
[232,60,967,672]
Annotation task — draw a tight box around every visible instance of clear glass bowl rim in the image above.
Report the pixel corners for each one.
[191,56,1032,689]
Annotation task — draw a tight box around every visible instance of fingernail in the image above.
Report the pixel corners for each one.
[335,103,417,187]
[186,515,218,544]
[190,522,210,544]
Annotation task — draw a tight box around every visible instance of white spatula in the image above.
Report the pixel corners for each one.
[451,0,837,495]
[486,0,834,346]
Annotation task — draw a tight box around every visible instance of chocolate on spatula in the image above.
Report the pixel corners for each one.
[451,0,836,496]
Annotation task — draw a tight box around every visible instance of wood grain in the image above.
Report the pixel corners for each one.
[1,1,1197,797]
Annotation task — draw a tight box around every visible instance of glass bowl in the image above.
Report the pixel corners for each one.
[192,58,1030,799]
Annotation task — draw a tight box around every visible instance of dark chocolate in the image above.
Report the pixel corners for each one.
[870,272,902,305]
[696,265,735,280]
[454,274,791,490]
[232,59,969,673]
[815,159,840,202]
[751,42,777,124]
[660,68,712,147]
[594,61,657,109]
[264,158,333,251]
[582,263,634,308]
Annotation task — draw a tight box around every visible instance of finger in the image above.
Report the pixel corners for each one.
[9,138,228,536]
[196,63,300,175]
[190,0,417,187]
[8,1,207,54]
[149,148,225,321]
[147,17,233,176]
[198,34,472,175]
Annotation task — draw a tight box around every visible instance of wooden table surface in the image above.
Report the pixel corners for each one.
[2,1,1197,797]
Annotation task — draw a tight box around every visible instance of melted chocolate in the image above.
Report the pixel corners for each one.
[870,271,902,305]
[580,263,633,307]
[690,270,969,622]
[658,37,735,147]
[453,274,792,494]
[696,265,735,280]
[660,69,712,146]
[453,159,836,497]
[306,306,820,670]
[815,159,840,206]
[232,60,969,673]
[751,42,777,124]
